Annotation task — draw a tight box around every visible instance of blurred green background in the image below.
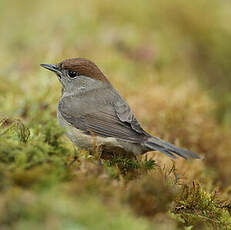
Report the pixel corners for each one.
[1,0,231,229]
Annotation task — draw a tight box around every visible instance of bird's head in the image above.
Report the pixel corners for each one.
[40,58,110,95]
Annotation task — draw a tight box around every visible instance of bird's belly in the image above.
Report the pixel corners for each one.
[57,110,144,156]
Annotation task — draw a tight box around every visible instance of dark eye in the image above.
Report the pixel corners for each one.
[68,71,79,78]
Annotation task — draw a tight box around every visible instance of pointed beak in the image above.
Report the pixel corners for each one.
[40,64,62,75]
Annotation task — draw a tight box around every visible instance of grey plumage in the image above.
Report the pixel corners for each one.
[41,58,200,160]
[59,79,199,159]
[59,85,147,143]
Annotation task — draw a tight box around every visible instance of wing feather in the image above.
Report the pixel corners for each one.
[59,96,146,143]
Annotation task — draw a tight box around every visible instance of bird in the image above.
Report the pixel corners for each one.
[40,58,200,160]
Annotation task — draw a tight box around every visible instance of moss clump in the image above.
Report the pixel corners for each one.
[105,155,156,178]
[172,182,231,229]
[0,117,72,169]
[0,118,30,143]
[0,117,73,190]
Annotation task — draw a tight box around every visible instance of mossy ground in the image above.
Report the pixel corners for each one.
[1,0,231,229]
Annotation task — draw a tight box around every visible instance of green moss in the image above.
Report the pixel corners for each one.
[0,188,152,230]
[0,118,74,191]
[172,182,231,229]
[105,155,156,178]
[0,118,72,169]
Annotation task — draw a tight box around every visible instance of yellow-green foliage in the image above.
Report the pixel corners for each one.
[173,182,231,229]
[1,0,231,229]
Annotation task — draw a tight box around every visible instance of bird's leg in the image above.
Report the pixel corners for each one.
[95,144,104,166]
[68,145,79,166]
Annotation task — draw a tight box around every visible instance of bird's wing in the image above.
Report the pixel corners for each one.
[114,100,149,135]
[59,91,200,159]
[59,95,147,144]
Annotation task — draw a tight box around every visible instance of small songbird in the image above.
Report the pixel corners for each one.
[40,58,200,159]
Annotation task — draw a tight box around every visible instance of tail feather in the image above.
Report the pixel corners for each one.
[145,137,200,159]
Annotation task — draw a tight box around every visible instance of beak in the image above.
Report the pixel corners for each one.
[40,64,62,75]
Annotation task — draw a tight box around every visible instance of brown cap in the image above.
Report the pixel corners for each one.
[59,58,109,83]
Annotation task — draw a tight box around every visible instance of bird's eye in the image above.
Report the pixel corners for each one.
[68,71,79,78]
